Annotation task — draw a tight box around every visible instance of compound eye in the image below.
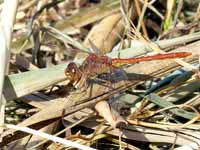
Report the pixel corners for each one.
[65,62,78,75]
[90,53,97,60]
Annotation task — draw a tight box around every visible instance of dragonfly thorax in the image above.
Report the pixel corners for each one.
[86,53,112,65]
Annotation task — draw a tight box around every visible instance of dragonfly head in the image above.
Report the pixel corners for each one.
[65,62,80,80]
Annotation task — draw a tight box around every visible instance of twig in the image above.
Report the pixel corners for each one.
[134,0,148,38]
[128,113,200,130]
[172,0,183,28]
[28,0,64,36]
[139,0,164,20]
[154,104,200,116]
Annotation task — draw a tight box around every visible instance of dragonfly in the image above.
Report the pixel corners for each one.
[65,47,192,90]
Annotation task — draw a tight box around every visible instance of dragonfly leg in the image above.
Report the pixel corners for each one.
[90,77,114,90]
[69,80,89,94]
[107,67,114,88]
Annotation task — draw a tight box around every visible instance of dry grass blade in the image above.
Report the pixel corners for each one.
[174,143,199,150]
[5,124,96,150]
[0,0,18,137]
[133,0,148,38]
[55,0,120,33]
[29,113,93,150]
[45,25,89,53]
[3,64,68,101]
[83,12,125,53]
[164,0,175,31]
[146,94,197,119]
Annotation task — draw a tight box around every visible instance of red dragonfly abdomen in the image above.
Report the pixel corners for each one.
[111,52,192,66]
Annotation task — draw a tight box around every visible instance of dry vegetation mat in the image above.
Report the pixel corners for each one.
[0,0,200,150]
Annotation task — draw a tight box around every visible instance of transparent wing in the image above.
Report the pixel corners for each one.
[88,39,104,56]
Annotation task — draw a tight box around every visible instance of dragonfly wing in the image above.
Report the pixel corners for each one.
[88,39,104,55]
